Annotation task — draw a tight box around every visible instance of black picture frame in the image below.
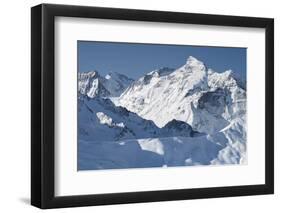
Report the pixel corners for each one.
[31,3,274,209]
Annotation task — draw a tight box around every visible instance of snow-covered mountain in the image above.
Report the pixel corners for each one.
[79,124,246,170]
[119,56,246,134]
[78,70,134,98]
[78,56,247,170]
[78,96,199,142]
[78,114,246,170]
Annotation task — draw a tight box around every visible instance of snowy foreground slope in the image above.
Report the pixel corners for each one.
[78,56,246,170]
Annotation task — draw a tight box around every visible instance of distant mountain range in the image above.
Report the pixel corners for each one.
[78,71,134,98]
[78,56,247,170]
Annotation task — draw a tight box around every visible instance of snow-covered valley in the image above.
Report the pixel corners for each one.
[78,56,247,170]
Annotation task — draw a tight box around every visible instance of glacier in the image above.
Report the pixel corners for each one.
[78,56,247,170]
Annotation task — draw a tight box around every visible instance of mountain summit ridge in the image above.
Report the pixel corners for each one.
[118,56,246,134]
[78,56,247,169]
[78,70,134,98]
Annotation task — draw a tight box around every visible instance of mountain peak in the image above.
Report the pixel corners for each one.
[182,56,206,74]
[78,70,134,98]
[105,73,111,80]
[78,70,99,79]
[186,55,199,62]
[106,71,134,81]
[147,67,175,77]
[225,69,246,89]
[186,56,204,67]
[105,71,120,80]
[87,70,99,76]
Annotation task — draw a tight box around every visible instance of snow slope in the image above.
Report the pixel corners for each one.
[78,125,245,170]
[78,97,199,142]
[78,135,223,170]
[119,56,246,135]
[78,56,247,170]
[79,115,246,170]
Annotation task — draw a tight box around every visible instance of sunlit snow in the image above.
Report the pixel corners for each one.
[78,56,247,170]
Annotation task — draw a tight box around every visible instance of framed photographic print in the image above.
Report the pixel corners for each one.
[31,3,274,209]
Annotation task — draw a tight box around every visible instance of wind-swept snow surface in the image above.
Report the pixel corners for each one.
[78,56,247,170]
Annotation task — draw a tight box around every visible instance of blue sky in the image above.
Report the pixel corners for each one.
[78,41,246,80]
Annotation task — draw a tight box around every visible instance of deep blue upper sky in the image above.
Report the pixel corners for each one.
[78,41,246,80]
